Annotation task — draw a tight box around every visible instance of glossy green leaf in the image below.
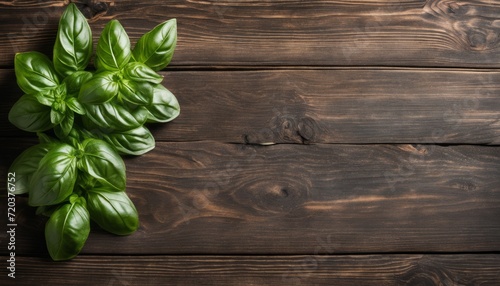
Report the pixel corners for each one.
[58,111,74,137]
[145,84,180,123]
[15,52,60,95]
[33,91,55,107]
[132,19,177,71]
[86,188,139,235]
[95,20,131,71]
[8,143,55,195]
[56,126,83,150]
[76,171,99,191]
[80,138,126,191]
[64,71,93,94]
[29,143,77,206]
[83,100,146,131]
[8,94,54,132]
[123,62,163,84]
[132,105,150,124]
[119,80,153,105]
[66,97,86,115]
[53,3,92,77]
[45,196,90,261]
[100,125,155,155]
[36,84,66,108]
[50,108,65,125]
[78,71,119,104]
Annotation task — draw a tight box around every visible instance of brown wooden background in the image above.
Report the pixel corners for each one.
[1,0,500,285]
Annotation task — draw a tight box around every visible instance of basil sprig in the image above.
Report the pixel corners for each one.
[8,3,179,261]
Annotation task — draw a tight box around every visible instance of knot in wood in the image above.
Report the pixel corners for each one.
[397,257,457,286]
[424,0,500,51]
[270,113,298,142]
[245,115,320,145]
[464,27,497,51]
[423,0,465,18]
[270,114,320,144]
[298,116,319,144]
[235,178,311,214]
[450,178,478,192]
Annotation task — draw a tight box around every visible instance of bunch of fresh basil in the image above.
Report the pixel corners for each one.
[8,3,179,261]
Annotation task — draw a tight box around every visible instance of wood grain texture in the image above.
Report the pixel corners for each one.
[1,0,500,68]
[3,254,500,285]
[1,0,499,283]
[156,69,500,144]
[1,141,499,256]
[1,69,500,144]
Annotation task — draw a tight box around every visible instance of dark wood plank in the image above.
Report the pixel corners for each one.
[4,69,499,144]
[1,141,499,255]
[4,254,500,285]
[1,1,500,68]
[155,69,500,144]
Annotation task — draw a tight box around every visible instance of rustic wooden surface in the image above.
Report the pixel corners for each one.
[1,0,500,285]
[2,255,500,285]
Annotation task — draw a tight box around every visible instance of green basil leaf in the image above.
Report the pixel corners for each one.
[45,196,90,261]
[58,111,74,137]
[95,20,131,71]
[29,143,77,206]
[8,94,54,132]
[66,97,86,115]
[145,84,180,123]
[78,71,119,104]
[53,3,92,77]
[80,114,105,133]
[132,105,150,124]
[83,100,146,131]
[132,19,177,71]
[59,126,84,149]
[86,188,139,235]
[33,91,55,107]
[100,125,155,155]
[80,138,126,191]
[50,108,65,125]
[38,84,66,107]
[123,62,163,84]
[76,171,99,191]
[15,52,60,94]
[64,71,93,94]
[119,80,153,105]
[8,143,55,195]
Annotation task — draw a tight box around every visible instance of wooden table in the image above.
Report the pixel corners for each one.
[1,1,500,285]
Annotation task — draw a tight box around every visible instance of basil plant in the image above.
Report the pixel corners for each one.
[8,3,179,261]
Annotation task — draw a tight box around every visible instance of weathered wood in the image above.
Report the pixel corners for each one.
[3,69,499,144]
[4,254,500,285]
[155,69,500,144]
[1,141,499,256]
[1,1,499,282]
[1,0,500,68]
